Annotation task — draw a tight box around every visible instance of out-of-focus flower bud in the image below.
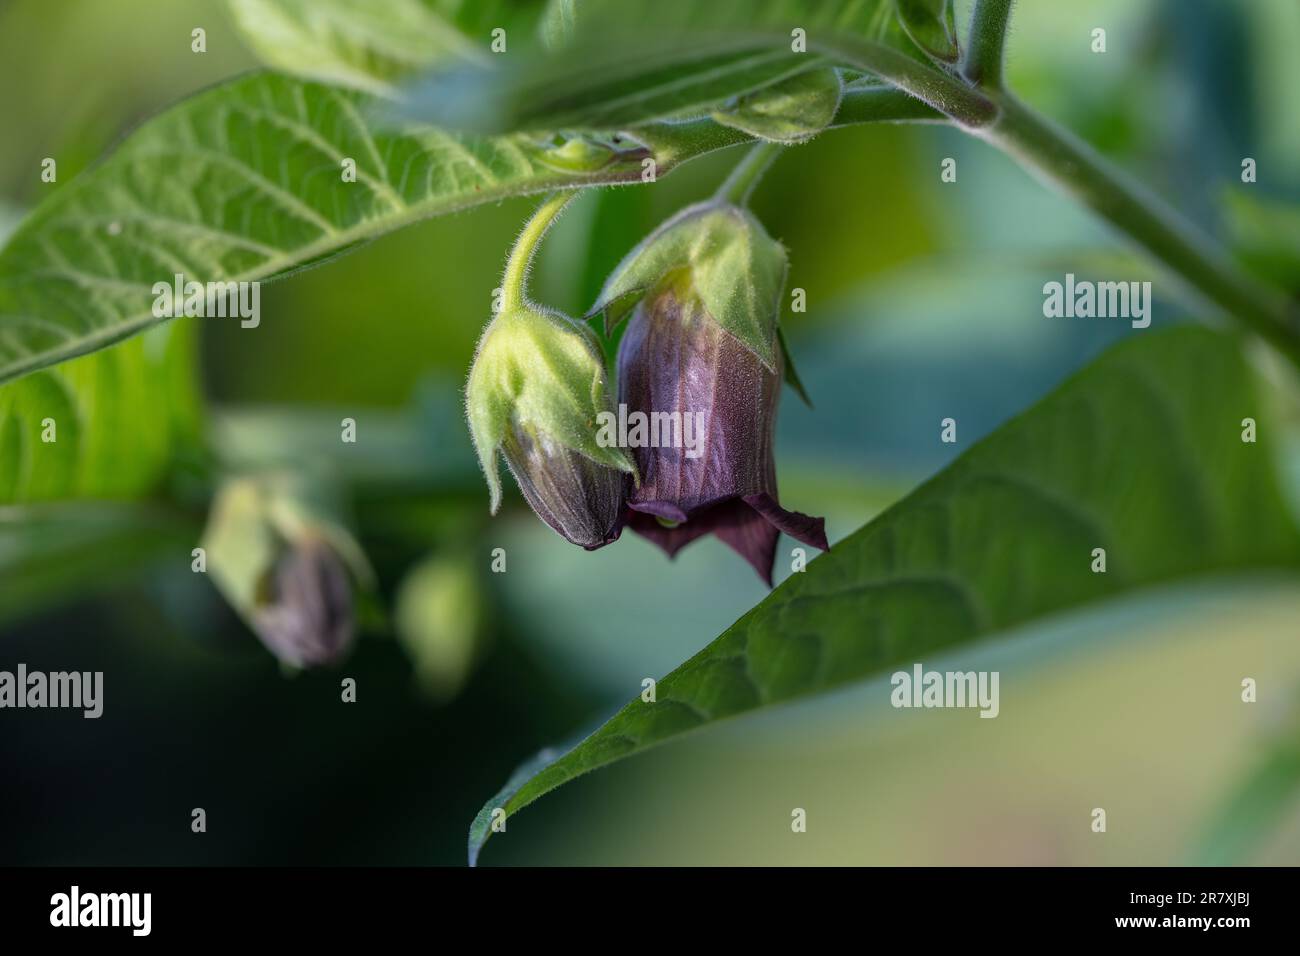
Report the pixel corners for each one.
[394,553,484,702]
[251,533,354,668]
[202,475,370,668]
[591,200,828,585]
[466,192,635,549]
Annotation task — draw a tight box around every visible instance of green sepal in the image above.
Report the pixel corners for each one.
[778,326,812,407]
[466,305,636,514]
[894,0,959,64]
[589,201,787,371]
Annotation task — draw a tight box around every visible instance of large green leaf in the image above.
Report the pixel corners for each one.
[227,0,481,95]
[398,0,992,134]
[225,0,538,95]
[0,321,202,623]
[405,48,841,134]
[469,326,1300,863]
[0,72,754,388]
[0,501,197,626]
[0,321,200,503]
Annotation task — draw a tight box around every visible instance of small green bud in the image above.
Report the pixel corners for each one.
[532,132,648,173]
[466,191,634,549]
[394,554,483,701]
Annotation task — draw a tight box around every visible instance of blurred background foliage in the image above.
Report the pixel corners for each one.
[1,0,1299,864]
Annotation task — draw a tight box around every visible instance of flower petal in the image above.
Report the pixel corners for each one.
[743,492,829,552]
[628,493,826,585]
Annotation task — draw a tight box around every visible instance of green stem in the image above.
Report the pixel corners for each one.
[962,0,1015,88]
[956,0,1298,362]
[813,35,998,128]
[979,94,1300,366]
[716,142,782,205]
[500,191,579,312]
[832,83,946,125]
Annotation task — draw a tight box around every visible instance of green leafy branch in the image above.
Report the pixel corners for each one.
[0,0,1297,866]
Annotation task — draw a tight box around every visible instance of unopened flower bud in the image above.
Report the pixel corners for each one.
[500,411,626,548]
[202,476,369,668]
[466,192,635,549]
[251,533,354,668]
